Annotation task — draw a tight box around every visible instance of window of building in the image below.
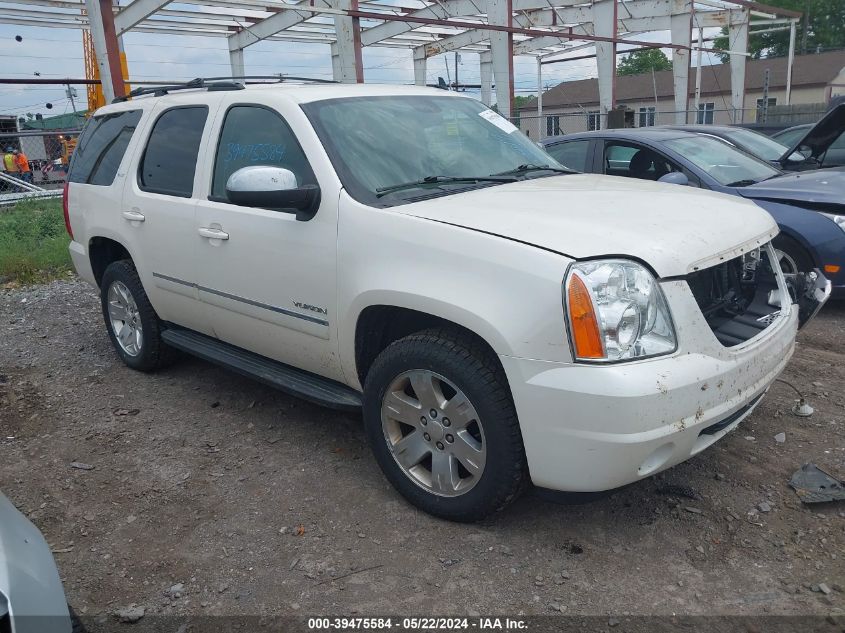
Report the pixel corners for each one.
[546,115,561,137]
[212,105,316,203]
[68,110,142,186]
[696,102,715,125]
[139,106,208,197]
[638,107,656,127]
[587,111,601,131]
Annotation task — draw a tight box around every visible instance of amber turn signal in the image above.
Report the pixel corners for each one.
[567,274,605,359]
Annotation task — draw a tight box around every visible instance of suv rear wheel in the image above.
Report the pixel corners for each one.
[363,329,526,522]
[100,260,176,371]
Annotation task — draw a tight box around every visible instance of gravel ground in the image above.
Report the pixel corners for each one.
[1,279,844,624]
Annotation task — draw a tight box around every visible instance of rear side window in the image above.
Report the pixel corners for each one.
[545,140,590,172]
[68,109,142,186]
[211,105,315,201]
[139,106,208,197]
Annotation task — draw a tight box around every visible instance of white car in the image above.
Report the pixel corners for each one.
[64,80,828,521]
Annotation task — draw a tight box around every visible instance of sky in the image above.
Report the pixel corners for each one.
[0,1,723,120]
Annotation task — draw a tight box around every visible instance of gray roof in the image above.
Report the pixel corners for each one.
[521,50,845,111]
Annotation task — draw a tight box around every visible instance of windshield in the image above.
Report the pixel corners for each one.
[303,95,563,206]
[773,126,810,147]
[723,128,789,161]
[663,136,780,186]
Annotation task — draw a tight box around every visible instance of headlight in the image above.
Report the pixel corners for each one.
[821,212,845,233]
[565,259,677,362]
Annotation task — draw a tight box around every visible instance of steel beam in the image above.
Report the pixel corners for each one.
[114,0,172,35]
[728,7,749,122]
[360,0,481,47]
[84,0,120,101]
[593,0,615,114]
[480,50,493,105]
[229,47,245,76]
[785,18,796,104]
[228,0,333,52]
[423,26,489,57]
[413,47,427,85]
[331,0,363,82]
[671,0,692,123]
[487,0,513,119]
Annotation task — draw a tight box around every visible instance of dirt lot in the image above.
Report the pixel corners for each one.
[1,279,844,624]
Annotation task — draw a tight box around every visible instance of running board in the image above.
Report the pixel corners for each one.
[161,328,362,410]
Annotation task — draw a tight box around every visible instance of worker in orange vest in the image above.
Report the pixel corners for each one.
[14,149,32,183]
[3,147,18,175]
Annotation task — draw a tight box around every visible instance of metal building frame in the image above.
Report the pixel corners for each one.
[0,0,801,121]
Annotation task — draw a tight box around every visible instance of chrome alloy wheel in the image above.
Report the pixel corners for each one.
[107,280,143,357]
[381,370,486,497]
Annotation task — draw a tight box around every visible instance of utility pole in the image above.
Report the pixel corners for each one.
[454,51,459,91]
[800,0,809,55]
[66,83,78,115]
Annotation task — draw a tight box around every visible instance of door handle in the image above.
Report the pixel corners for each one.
[122,210,145,222]
[198,227,229,240]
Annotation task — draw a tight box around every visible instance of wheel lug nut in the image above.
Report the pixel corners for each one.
[423,433,431,441]
[430,409,437,418]
[445,434,454,443]
[436,441,444,450]
[442,418,451,427]
[420,416,427,425]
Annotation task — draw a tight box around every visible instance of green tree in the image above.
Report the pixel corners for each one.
[713,0,845,62]
[616,49,672,76]
[513,95,533,109]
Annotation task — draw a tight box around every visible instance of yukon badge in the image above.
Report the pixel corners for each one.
[293,301,328,316]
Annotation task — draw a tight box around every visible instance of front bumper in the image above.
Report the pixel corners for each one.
[0,494,71,633]
[503,279,798,492]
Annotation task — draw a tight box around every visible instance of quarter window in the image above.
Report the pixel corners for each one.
[139,106,207,197]
[211,105,315,202]
[545,140,590,171]
[68,109,142,186]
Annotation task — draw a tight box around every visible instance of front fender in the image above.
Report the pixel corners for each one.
[337,196,575,389]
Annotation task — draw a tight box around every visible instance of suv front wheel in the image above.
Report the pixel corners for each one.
[100,260,175,372]
[363,329,527,522]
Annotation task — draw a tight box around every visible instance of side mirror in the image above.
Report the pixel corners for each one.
[226,166,320,220]
[657,172,689,186]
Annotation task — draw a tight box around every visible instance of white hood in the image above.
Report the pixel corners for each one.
[396,174,778,278]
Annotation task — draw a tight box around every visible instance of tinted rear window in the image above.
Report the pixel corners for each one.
[68,109,142,186]
[139,106,208,197]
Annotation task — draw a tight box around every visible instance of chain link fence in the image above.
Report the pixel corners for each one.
[509,105,827,141]
[0,130,81,194]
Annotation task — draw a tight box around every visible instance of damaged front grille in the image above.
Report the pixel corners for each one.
[686,245,783,347]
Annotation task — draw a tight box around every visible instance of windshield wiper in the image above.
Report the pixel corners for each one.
[491,163,574,177]
[726,179,760,187]
[375,175,516,198]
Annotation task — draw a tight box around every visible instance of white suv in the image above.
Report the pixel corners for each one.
[64,80,828,521]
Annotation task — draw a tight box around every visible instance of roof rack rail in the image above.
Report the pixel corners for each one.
[111,75,337,103]
[204,75,338,84]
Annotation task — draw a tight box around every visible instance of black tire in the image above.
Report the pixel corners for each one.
[100,259,176,372]
[69,605,87,633]
[772,234,814,276]
[363,328,527,522]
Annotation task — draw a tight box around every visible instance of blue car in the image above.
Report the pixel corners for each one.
[541,128,845,297]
